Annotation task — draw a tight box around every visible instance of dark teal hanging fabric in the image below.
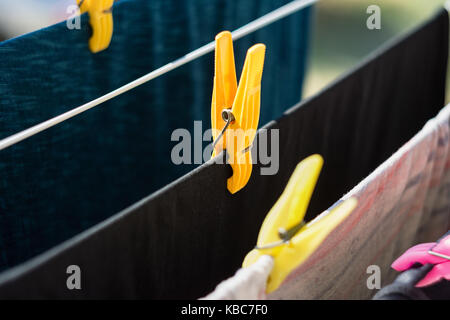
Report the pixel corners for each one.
[0,0,312,271]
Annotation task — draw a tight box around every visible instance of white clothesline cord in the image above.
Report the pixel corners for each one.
[0,0,317,151]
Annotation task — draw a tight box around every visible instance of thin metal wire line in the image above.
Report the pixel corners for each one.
[0,0,317,151]
[428,250,450,260]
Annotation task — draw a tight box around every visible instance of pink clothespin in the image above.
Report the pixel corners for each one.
[392,232,450,287]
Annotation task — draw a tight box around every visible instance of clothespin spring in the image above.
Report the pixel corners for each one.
[428,250,450,260]
[211,109,252,155]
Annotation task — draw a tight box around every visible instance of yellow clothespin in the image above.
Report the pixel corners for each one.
[211,31,265,194]
[77,0,114,53]
[243,154,358,293]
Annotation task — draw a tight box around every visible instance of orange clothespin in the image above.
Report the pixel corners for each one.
[211,31,265,194]
[77,0,114,53]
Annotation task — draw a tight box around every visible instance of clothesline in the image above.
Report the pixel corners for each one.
[0,0,317,151]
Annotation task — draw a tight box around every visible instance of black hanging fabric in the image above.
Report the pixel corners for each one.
[0,9,447,299]
[0,0,311,272]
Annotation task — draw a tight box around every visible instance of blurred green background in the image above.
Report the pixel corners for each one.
[304,0,450,103]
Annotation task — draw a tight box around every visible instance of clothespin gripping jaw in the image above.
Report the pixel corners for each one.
[211,31,266,194]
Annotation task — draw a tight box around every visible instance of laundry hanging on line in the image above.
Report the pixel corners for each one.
[0,8,446,299]
[0,0,312,272]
